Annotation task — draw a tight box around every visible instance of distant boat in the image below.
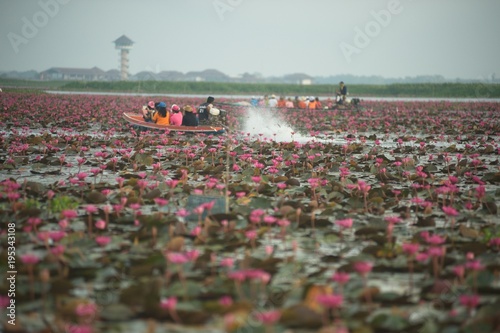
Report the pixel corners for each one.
[122,113,226,134]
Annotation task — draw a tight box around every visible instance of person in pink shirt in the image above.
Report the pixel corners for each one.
[169,104,183,126]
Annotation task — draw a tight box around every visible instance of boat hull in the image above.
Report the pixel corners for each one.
[123,113,225,134]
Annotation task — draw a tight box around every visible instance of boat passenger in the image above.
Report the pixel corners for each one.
[142,100,155,122]
[208,105,222,125]
[198,96,214,125]
[297,97,307,109]
[268,94,278,108]
[250,96,259,107]
[181,105,199,127]
[152,102,170,125]
[336,81,347,104]
[277,96,287,108]
[170,104,183,126]
[315,97,322,109]
[259,95,269,107]
[308,97,317,110]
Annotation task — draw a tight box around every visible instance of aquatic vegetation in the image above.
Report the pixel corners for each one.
[0,91,500,332]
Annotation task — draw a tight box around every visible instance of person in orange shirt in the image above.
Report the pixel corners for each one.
[315,97,322,109]
[152,102,170,125]
[297,97,307,109]
[277,96,287,108]
[308,97,317,110]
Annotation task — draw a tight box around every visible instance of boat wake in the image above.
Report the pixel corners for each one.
[240,106,314,142]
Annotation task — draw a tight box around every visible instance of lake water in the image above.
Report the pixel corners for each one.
[45,90,500,103]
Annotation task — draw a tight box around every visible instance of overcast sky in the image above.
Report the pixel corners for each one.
[1,0,499,80]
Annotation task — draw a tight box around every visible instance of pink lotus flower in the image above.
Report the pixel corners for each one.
[95,236,111,247]
[277,182,287,190]
[202,200,216,211]
[401,243,420,256]
[251,176,262,184]
[61,209,78,219]
[244,269,271,284]
[489,237,500,249]
[254,310,281,325]
[192,205,205,215]
[154,198,169,207]
[245,230,257,240]
[75,302,97,317]
[459,294,480,309]
[37,231,50,242]
[415,252,430,262]
[129,203,141,211]
[0,296,10,308]
[384,215,403,224]
[21,253,40,265]
[277,219,290,227]
[316,293,344,308]
[175,208,190,217]
[46,190,55,200]
[353,261,373,276]
[263,215,277,225]
[227,270,246,282]
[332,271,350,285]
[425,234,446,245]
[27,217,42,226]
[185,249,199,262]
[220,257,234,268]
[335,218,353,229]
[66,324,93,333]
[95,219,106,230]
[160,297,177,311]
[166,179,179,189]
[76,172,88,181]
[442,206,458,216]
[219,295,233,307]
[465,260,484,271]
[190,226,202,236]
[85,205,98,214]
[59,219,69,229]
[427,246,445,257]
[452,265,465,279]
[357,180,371,193]
[166,252,189,264]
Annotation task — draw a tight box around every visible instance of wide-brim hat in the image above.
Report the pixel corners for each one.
[183,105,193,112]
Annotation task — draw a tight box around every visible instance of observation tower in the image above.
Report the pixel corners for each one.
[113,35,134,80]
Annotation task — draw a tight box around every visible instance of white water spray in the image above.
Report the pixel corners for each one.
[239,106,318,143]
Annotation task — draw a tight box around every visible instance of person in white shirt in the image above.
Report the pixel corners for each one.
[268,94,278,108]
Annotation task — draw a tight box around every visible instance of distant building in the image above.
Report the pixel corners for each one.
[283,73,314,85]
[105,69,121,81]
[157,70,185,81]
[132,71,159,81]
[185,69,230,82]
[40,67,107,81]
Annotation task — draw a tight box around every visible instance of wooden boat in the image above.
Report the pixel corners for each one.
[122,113,226,134]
